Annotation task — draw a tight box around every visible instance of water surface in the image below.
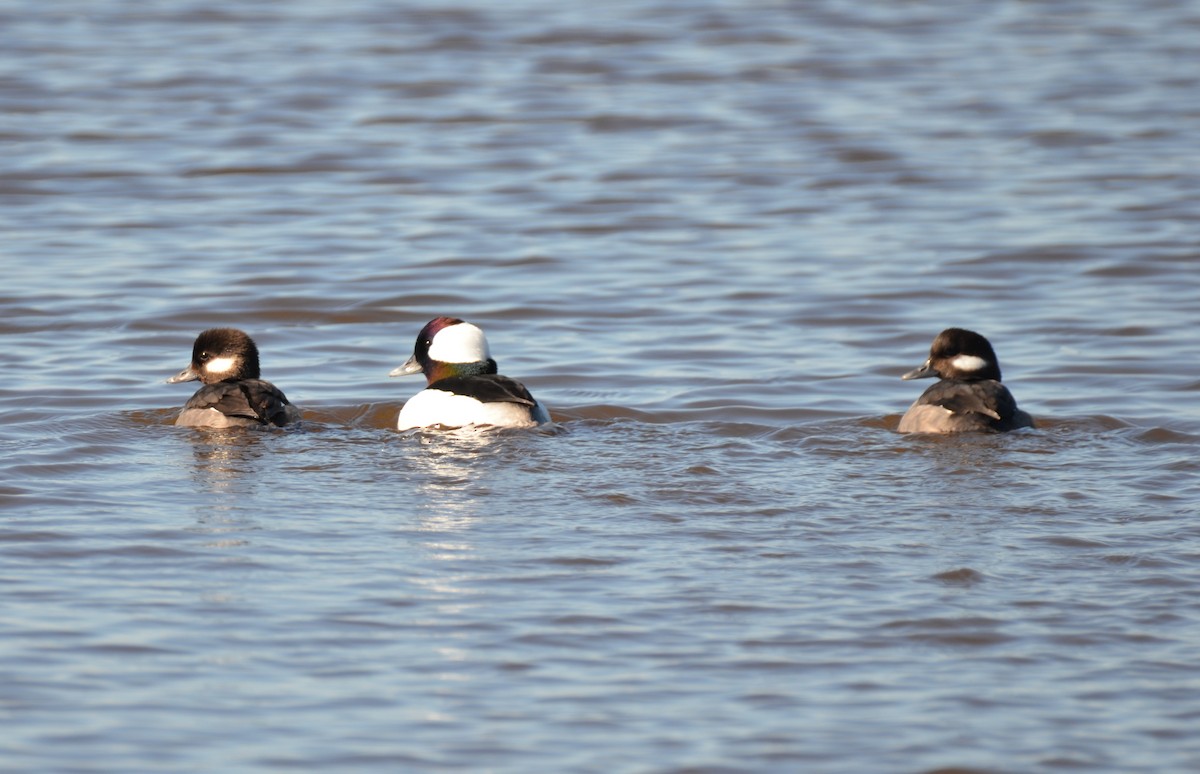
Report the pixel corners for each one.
[3,1,1200,771]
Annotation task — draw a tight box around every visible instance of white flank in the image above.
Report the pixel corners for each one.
[950,354,988,372]
[205,356,237,375]
[398,389,544,430]
[428,323,491,364]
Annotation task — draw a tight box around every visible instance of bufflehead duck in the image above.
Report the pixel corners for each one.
[389,317,550,430]
[167,328,301,428]
[898,327,1034,434]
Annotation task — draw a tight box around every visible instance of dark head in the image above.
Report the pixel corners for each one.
[388,317,498,384]
[901,327,1002,382]
[167,328,262,385]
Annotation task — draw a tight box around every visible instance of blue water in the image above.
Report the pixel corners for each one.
[3,1,1200,771]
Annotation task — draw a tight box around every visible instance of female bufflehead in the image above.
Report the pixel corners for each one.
[167,328,301,428]
[898,328,1034,434]
[389,317,550,430]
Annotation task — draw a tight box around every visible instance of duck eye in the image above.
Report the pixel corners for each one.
[198,351,211,362]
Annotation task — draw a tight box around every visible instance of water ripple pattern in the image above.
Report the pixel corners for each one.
[2,1,1199,772]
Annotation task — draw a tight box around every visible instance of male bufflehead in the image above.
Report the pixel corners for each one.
[167,328,301,428]
[389,317,550,430]
[898,327,1034,434]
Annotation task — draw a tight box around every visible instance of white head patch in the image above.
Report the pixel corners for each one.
[950,354,988,373]
[205,356,237,375]
[429,322,491,364]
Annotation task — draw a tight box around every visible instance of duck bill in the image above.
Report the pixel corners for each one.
[166,365,200,384]
[388,355,424,378]
[901,361,937,381]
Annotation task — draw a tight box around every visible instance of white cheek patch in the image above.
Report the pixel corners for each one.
[205,356,237,375]
[428,323,491,363]
[951,355,988,372]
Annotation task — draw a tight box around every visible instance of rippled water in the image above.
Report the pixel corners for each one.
[3,1,1200,771]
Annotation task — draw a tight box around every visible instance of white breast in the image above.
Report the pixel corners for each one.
[397,389,548,430]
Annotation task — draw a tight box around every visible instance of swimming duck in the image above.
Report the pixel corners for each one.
[899,327,1033,433]
[167,328,301,428]
[389,317,550,430]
